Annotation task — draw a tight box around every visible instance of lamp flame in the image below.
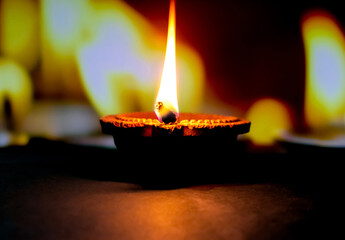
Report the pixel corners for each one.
[154,0,179,123]
[76,0,205,117]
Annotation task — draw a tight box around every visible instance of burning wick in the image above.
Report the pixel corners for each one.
[154,0,179,124]
[155,101,178,124]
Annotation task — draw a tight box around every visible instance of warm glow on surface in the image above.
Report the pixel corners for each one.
[302,11,345,128]
[154,0,179,123]
[246,98,292,145]
[77,0,204,116]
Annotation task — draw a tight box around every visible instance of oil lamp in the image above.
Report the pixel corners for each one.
[100,0,250,151]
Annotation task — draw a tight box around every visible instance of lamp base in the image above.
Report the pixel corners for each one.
[100,112,250,152]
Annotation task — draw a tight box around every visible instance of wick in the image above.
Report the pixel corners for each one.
[154,101,177,124]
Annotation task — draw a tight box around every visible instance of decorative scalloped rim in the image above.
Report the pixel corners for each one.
[102,112,249,131]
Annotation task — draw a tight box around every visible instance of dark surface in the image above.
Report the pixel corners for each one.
[0,138,343,240]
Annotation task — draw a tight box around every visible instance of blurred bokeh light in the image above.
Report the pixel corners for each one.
[0,0,39,70]
[246,98,293,146]
[302,10,345,129]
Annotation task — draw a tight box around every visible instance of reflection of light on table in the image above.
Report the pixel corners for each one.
[1,175,313,239]
[281,127,345,148]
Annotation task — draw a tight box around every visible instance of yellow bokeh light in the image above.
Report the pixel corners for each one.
[0,58,33,130]
[0,0,39,70]
[302,10,345,128]
[246,98,292,145]
[40,0,88,98]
